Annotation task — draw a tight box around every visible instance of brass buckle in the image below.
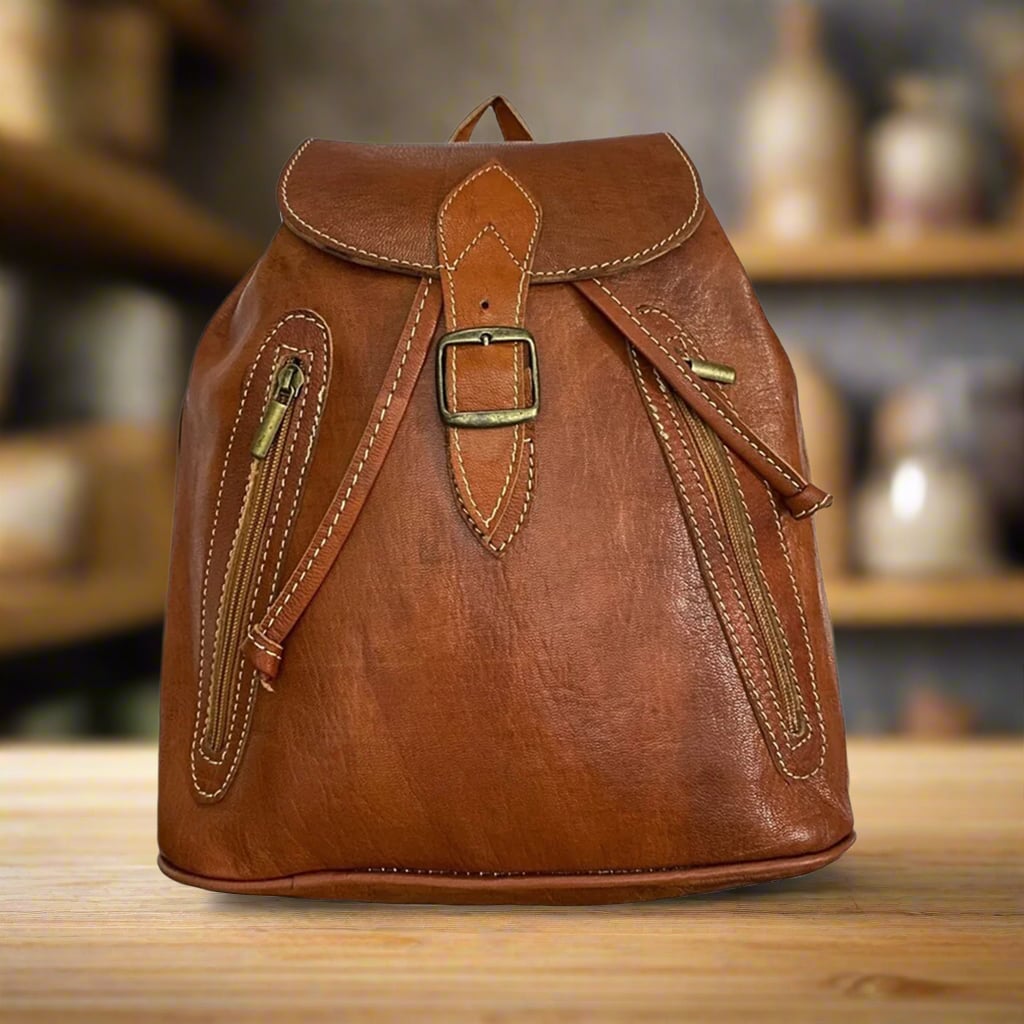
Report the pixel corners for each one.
[436,326,539,428]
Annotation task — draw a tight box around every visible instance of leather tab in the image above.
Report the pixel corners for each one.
[437,162,541,555]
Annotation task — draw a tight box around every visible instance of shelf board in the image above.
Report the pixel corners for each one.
[0,134,261,290]
[734,230,1024,283]
[826,574,1024,628]
[0,425,173,656]
[141,0,244,65]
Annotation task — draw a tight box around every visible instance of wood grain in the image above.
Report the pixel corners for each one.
[0,425,174,655]
[0,134,260,289]
[1,741,1021,1023]
[733,230,1024,282]
[826,574,1024,628]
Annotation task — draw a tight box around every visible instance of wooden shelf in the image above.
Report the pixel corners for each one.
[734,230,1024,283]
[0,134,261,290]
[0,425,174,655]
[826,574,1024,628]
[142,0,244,65]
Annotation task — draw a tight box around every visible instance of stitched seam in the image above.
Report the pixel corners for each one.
[281,140,438,272]
[793,492,832,519]
[720,440,811,750]
[449,350,522,530]
[437,163,538,546]
[631,347,819,780]
[638,304,818,759]
[653,369,796,758]
[194,338,325,799]
[592,281,802,491]
[766,481,828,762]
[247,637,282,659]
[530,134,702,277]
[637,305,809,750]
[203,848,854,879]
[452,378,524,528]
[197,342,314,769]
[449,435,535,556]
[281,134,702,279]
[449,223,525,272]
[637,304,736,409]
[262,281,432,633]
[216,340,316,758]
[191,314,329,799]
[192,313,325,777]
[660,379,821,774]
[640,303,830,522]
[247,624,282,659]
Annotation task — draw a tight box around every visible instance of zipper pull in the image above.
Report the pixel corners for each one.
[251,359,306,459]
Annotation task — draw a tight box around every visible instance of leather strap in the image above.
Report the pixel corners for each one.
[575,278,831,518]
[437,161,542,554]
[449,95,534,143]
[244,279,443,681]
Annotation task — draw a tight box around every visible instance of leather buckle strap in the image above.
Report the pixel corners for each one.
[436,160,541,555]
[436,327,539,428]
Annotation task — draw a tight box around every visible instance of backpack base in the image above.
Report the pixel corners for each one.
[157,832,854,905]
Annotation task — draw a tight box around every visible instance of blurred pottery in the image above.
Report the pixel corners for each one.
[65,0,169,158]
[869,75,980,236]
[876,362,1024,559]
[974,9,1024,225]
[35,285,184,425]
[744,0,859,239]
[0,266,25,419]
[0,433,88,576]
[788,349,850,578]
[0,0,66,141]
[858,375,1002,576]
[900,684,976,738]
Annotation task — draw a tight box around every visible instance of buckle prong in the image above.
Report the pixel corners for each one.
[437,326,539,429]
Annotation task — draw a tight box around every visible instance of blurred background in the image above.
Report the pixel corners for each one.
[0,0,1021,741]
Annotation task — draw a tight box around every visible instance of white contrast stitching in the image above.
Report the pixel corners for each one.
[280,133,702,279]
[193,313,323,769]
[630,346,822,780]
[262,281,433,632]
[448,223,525,272]
[281,140,437,272]
[198,343,314,768]
[437,162,538,550]
[766,481,828,762]
[191,313,329,799]
[792,492,832,519]
[653,368,801,757]
[591,280,802,491]
[638,304,810,750]
[719,438,811,750]
[450,348,522,530]
[450,435,535,556]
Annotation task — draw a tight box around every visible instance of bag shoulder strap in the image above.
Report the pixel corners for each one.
[244,279,443,681]
[574,278,832,519]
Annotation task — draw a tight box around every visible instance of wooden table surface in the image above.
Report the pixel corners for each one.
[1,740,1021,1023]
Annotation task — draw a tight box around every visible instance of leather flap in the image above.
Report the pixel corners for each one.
[277,133,704,283]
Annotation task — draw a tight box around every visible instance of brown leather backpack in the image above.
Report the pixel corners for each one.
[158,96,854,904]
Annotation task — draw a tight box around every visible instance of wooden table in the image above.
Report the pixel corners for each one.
[1,741,1021,1023]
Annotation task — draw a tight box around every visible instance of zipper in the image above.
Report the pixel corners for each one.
[681,403,807,737]
[203,357,306,756]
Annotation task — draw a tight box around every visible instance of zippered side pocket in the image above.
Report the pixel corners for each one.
[629,308,825,780]
[191,311,331,802]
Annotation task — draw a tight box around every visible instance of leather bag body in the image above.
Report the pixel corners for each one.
[158,98,854,904]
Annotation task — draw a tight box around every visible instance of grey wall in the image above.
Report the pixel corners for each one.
[172,0,1024,731]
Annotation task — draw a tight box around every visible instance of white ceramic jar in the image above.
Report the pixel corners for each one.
[744,0,860,238]
[869,75,980,235]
